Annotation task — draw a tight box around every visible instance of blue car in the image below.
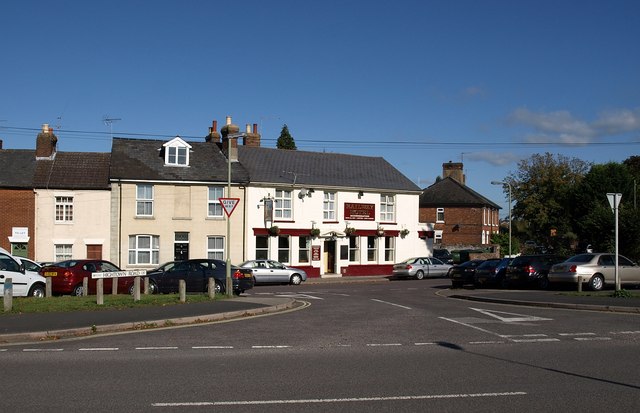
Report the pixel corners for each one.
[473,258,512,288]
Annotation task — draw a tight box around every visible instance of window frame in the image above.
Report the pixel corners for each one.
[136,184,154,217]
[55,244,73,261]
[128,234,160,265]
[274,189,293,220]
[436,207,445,223]
[277,235,290,263]
[323,191,336,221]
[207,186,225,218]
[366,236,377,262]
[348,236,359,262]
[55,196,74,223]
[255,236,269,260]
[298,236,310,263]
[384,236,395,262]
[207,236,225,260]
[380,194,395,222]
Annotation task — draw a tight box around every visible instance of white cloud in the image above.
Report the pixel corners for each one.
[465,151,521,166]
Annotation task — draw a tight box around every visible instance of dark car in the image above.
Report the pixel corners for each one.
[448,259,486,288]
[432,249,454,265]
[144,259,253,295]
[40,259,125,296]
[474,258,511,288]
[504,254,566,289]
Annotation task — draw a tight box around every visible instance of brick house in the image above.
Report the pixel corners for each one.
[420,162,501,247]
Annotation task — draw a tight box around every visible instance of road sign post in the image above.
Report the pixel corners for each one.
[607,193,622,291]
[220,197,240,297]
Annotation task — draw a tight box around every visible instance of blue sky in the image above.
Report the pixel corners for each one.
[2,0,639,215]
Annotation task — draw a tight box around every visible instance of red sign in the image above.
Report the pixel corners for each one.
[219,198,240,217]
[344,202,375,221]
[311,245,321,261]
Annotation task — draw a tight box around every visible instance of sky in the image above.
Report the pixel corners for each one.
[2,0,639,215]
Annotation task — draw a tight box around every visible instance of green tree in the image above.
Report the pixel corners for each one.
[276,124,297,150]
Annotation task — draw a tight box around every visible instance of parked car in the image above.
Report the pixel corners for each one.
[239,259,307,285]
[39,259,125,296]
[392,257,452,280]
[16,257,42,272]
[0,248,46,298]
[432,249,454,265]
[448,259,486,288]
[504,254,565,289]
[144,259,253,295]
[548,253,640,291]
[473,258,512,288]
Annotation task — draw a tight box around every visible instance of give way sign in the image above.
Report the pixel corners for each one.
[219,198,240,217]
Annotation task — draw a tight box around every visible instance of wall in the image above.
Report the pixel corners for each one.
[0,189,35,258]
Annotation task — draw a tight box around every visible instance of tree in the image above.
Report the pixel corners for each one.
[507,153,590,253]
[276,124,297,150]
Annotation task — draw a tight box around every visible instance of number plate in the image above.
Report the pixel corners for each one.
[44,271,58,277]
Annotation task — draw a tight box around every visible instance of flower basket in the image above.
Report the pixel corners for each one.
[376,226,385,237]
[400,229,410,239]
[344,227,356,236]
[310,228,320,238]
[268,226,280,236]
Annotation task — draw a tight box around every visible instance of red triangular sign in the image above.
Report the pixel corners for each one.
[219,198,240,217]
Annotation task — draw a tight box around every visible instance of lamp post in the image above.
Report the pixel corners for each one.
[492,180,512,257]
[225,133,245,297]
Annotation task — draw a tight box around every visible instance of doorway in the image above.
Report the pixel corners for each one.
[323,240,336,274]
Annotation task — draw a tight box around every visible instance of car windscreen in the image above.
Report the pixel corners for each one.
[565,254,595,263]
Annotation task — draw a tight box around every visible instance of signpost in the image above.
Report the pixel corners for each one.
[607,193,622,291]
[220,197,240,297]
[92,270,147,304]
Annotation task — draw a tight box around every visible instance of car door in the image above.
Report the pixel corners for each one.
[249,260,271,283]
[187,260,208,292]
[618,255,640,282]
[266,260,289,283]
[163,261,190,293]
[0,252,28,296]
[426,257,448,277]
[597,255,616,283]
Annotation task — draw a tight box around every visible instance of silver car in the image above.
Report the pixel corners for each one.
[240,260,307,285]
[392,257,452,280]
[548,253,640,291]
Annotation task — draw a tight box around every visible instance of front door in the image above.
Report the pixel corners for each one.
[323,240,336,274]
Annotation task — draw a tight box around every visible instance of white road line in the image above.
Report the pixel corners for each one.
[469,308,552,322]
[252,345,291,349]
[192,346,234,349]
[610,331,640,335]
[502,334,548,338]
[79,348,119,351]
[469,341,506,345]
[135,347,178,350]
[367,343,402,347]
[371,299,412,310]
[414,342,437,346]
[0,349,7,352]
[23,348,64,352]
[559,332,595,336]
[152,391,527,407]
[439,317,505,338]
[512,338,560,343]
[574,337,612,341]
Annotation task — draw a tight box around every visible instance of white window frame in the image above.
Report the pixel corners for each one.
[128,235,159,265]
[298,236,310,263]
[55,196,74,223]
[323,192,336,221]
[208,186,224,217]
[278,235,290,263]
[348,236,360,262]
[207,236,225,260]
[436,208,445,223]
[274,189,292,220]
[384,236,395,262]
[367,236,378,262]
[255,236,269,260]
[136,184,154,217]
[163,137,191,166]
[54,244,73,261]
[380,194,395,222]
[434,230,443,244]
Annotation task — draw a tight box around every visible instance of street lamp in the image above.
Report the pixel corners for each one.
[225,133,246,297]
[491,180,512,257]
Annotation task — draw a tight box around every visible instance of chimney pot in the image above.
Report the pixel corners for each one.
[226,116,232,125]
[253,123,258,133]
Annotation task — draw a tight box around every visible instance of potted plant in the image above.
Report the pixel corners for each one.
[310,228,320,238]
[268,225,280,236]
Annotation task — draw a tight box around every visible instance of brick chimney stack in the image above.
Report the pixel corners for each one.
[220,116,239,161]
[442,161,465,184]
[206,120,221,143]
[36,123,57,159]
[243,123,261,147]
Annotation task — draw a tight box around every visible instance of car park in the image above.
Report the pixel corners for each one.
[144,259,253,295]
[548,253,640,291]
[392,257,452,280]
[473,257,511,288]
[0,248,46,298]
[504,254,565,289]
[448,259,486,288]
[39,259,125,296]
[239,259,307,285]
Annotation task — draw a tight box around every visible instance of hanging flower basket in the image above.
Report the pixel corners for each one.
[400,229,410,239]
[268,225,280,236]
[344,226,356,236]
[310,228,320,238]
[376,226,385,237]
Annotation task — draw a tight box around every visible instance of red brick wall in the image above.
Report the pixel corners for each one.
[420,206,496,245]
[0,189,35,258]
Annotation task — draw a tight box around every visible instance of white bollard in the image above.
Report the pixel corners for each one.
[83,277,89,297]
[97,278,104,305]
[3,278,13,312]
[179,279,186,302]
[133,276,141,302]
[208,277,215,299]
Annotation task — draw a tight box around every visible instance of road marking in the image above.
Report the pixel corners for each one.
[502,334,548,338]
[574,337,612,341]
[469,308,552,323]
[469,341,506,345]
[152,391,527,407]
[558,332,595,336]
[276,293,324,300]
[371,299,412,310]
[135,347,178,350]
[439,317,505,338]
[512,338,560,343]
[192,346,234,349]
[0,349,7,352]
[252,345,291,349]
[23,348,64,352]
[367,343,402,347]
[610,331,640,335]
[79,347,119,351]
[414,342,437,346]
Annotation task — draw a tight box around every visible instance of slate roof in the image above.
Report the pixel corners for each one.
[237,146,421,192]
[110,138,250,184]
[0,149,36,188]
[420,177,500,208]
[34,152,111,190]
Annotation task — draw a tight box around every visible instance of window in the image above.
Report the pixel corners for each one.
[55,244,72,261]
[434,230,443,244]
[278,235,290,263]
[274,189,292,219]
[298,236,310,263]
[384,236,395,262]
[163,137,191,166]
[349,236,359,262]
[55,196,73,223]
[323,192,336,221]
[380,195,395,222]
[208,186,224,217]
[207,236,225,260]
[436,208,445,223]
[128,235,159,265]
[255,236,269,260]
[367,236,377,262]
[136,184,154,216]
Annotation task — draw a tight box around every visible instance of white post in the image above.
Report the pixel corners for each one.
[607,193,622,292]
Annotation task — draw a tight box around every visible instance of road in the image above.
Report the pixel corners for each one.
[2,279,639,412]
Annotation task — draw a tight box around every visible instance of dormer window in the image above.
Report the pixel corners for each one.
[163,136,191,167]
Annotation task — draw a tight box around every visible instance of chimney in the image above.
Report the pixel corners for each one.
[206,120,221,143]
[220,116,239,161]
[243,123,261,147]
[36,123,58,159]
[0,139,3,150]
[442,161,465,184]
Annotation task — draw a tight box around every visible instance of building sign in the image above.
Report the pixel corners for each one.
[12,227,29,239]
[311,245,321,261]
[91,270,147,279]
[263,198,274,227]
[344,203,375,221]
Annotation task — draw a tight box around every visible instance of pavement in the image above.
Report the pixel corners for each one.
[1,275,639,345]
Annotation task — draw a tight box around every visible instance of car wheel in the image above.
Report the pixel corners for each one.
[537,276,550,290]
[290,274,303,285]
[589,274,604,291]
[415,270,425,280]
[72,284,84,296]
[214,280,224,294]
[28,283,46,298]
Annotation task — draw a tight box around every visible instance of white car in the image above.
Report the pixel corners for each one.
[0,248,46,297]
[239,260,307,285]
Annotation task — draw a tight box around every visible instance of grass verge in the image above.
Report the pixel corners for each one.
[559,289,640,298]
